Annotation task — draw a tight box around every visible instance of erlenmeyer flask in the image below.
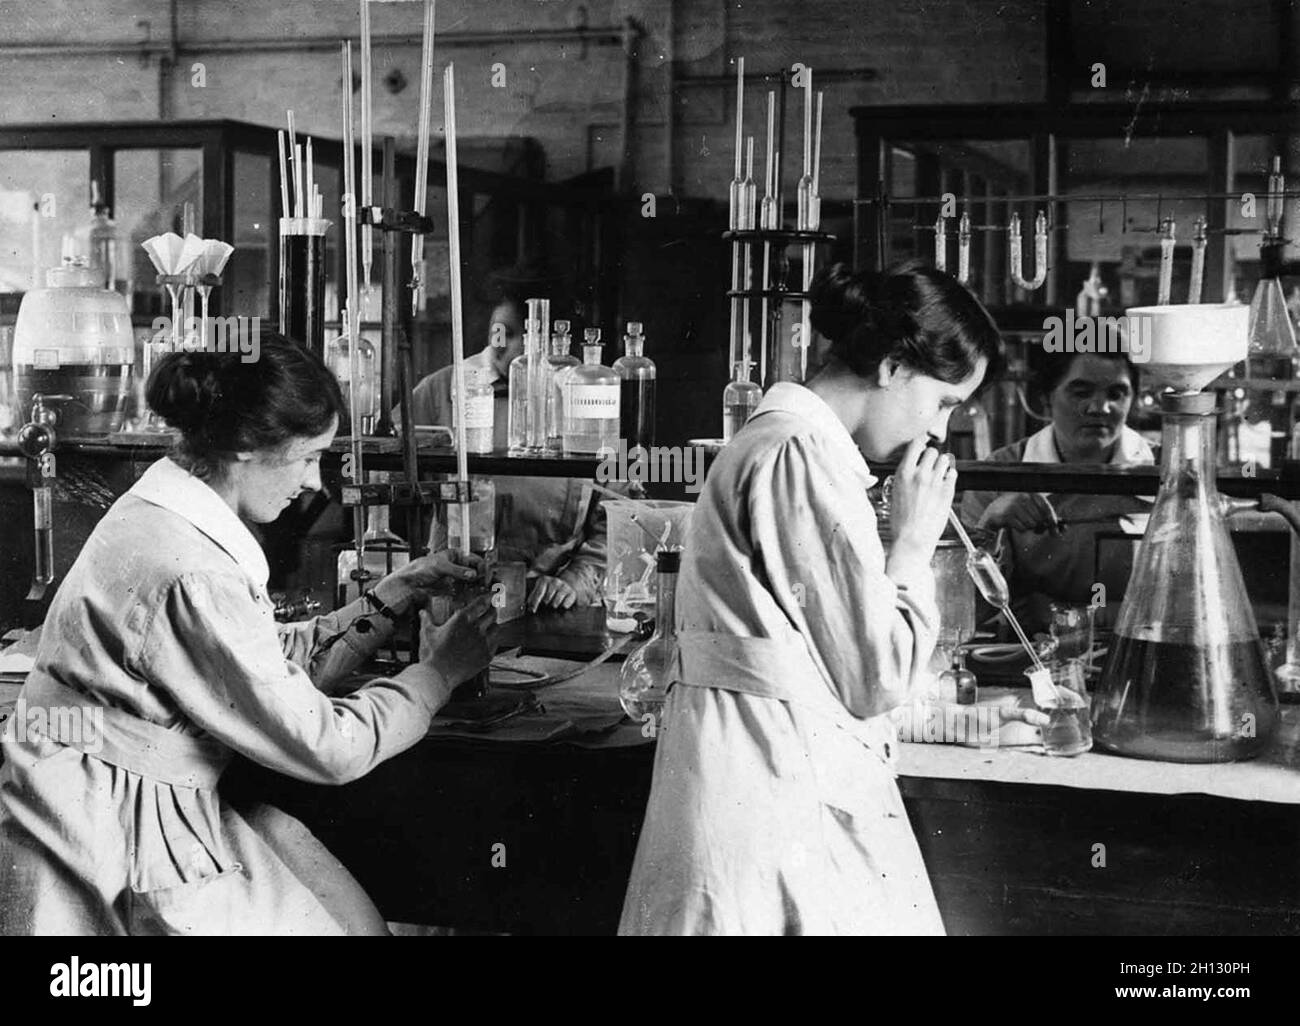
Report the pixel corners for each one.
[1248,277,1297,466]
[1248,276,1297,377]
[1093,392,1279,761]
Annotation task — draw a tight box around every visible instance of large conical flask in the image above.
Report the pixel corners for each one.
[1092,392,1279,761]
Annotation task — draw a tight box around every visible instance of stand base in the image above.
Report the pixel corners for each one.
[437,688,537,726]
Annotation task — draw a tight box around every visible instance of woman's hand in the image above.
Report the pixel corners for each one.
[528,574,577,612]
[979,493,1062,534]
[418,594,498,688]
[889,437,957,556]
[378,549,485,612]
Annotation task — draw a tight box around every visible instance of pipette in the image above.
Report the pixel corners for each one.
[946,509,1056,705]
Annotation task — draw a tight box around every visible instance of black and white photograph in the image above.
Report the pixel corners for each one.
[0,0,1292,992]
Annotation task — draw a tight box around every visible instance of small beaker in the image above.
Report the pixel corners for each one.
[491,561,527,623]
[446,476,497,556]
[1040,658,1093,757]
[1049,602,1096,668]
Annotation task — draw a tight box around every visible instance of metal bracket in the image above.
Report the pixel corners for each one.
[340,479,472,508]
[359,206,436,235]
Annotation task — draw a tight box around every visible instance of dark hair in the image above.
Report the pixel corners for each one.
[1030,347,1139,409]
[809,260,1005,393]
[146,334,344,479]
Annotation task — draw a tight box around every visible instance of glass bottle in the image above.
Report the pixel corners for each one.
[544,319,579,455]
[453,365,494,454]
[326,329,377,435]
[562,328,620,456]
[722,359,761,441]
[88,182,119,293]
[1093,392,1280,762]
[507,300,548,455]
[949,649,978,705]
[619,549,680,721]
[613,321,656,451]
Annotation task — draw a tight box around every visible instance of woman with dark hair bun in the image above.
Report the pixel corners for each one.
[0,335,498,935]
[621,262,1017,935]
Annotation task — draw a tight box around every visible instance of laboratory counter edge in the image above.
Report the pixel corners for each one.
[6,436,1300,498]
[220,657,1300,938]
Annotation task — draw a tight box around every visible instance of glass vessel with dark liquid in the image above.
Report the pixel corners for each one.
[279,218,330,359]
[613,321,656,451]
[1092,392,1279,761]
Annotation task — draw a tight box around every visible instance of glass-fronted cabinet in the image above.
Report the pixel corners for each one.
[0,119,614,436]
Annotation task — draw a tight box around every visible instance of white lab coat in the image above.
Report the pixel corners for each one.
[618,383,945,935]
[0,458,451,935]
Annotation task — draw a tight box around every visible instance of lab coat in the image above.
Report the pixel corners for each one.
[959,423,1156,632]
[0,458,452,935]
[618,383,945,936]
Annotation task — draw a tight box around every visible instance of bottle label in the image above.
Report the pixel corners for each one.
[464,394,494,429]
[569,383,619,419]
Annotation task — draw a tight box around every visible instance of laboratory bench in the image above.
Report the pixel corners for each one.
[3,601,1300,935]
[207,608,1300,937]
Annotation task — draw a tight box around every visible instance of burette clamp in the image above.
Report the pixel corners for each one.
[341,479,474,508]
[358,206,436,235]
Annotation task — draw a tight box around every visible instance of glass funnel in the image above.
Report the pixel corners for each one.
[1092,392,1279,762]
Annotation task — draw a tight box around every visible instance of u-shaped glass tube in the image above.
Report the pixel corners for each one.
[1008,210,1048,290]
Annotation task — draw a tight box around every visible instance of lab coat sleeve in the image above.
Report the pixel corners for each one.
[748,434,940,718]
[139,571,450,784]
[276,594,399,692]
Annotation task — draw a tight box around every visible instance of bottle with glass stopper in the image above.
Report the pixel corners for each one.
[563,327,620,455]
[613,321,656,451]
[722,359,761,441]
[619,549,681,721]
[544,319,579,454]
[508,299,549,455]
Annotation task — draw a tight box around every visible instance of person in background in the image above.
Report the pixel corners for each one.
[620,261,1015,935]
[399,263,622,612]
[0,339,498,935]
[959,349,1154,635]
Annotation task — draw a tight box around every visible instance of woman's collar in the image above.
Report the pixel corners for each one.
[129,457,271,589]
[754,382,878,487]
[1026,423,1155,466]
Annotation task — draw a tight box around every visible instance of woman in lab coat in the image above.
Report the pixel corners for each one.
[959,350,1154,634]
[0,338,498,935]
[619,262,1004,935]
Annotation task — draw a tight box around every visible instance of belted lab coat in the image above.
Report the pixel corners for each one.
[0,458,451,935]
[618,383,945,936]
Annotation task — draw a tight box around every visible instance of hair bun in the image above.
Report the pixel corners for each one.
[809,264,911,347]
[809,263,874,345]
[146,351,224,432]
